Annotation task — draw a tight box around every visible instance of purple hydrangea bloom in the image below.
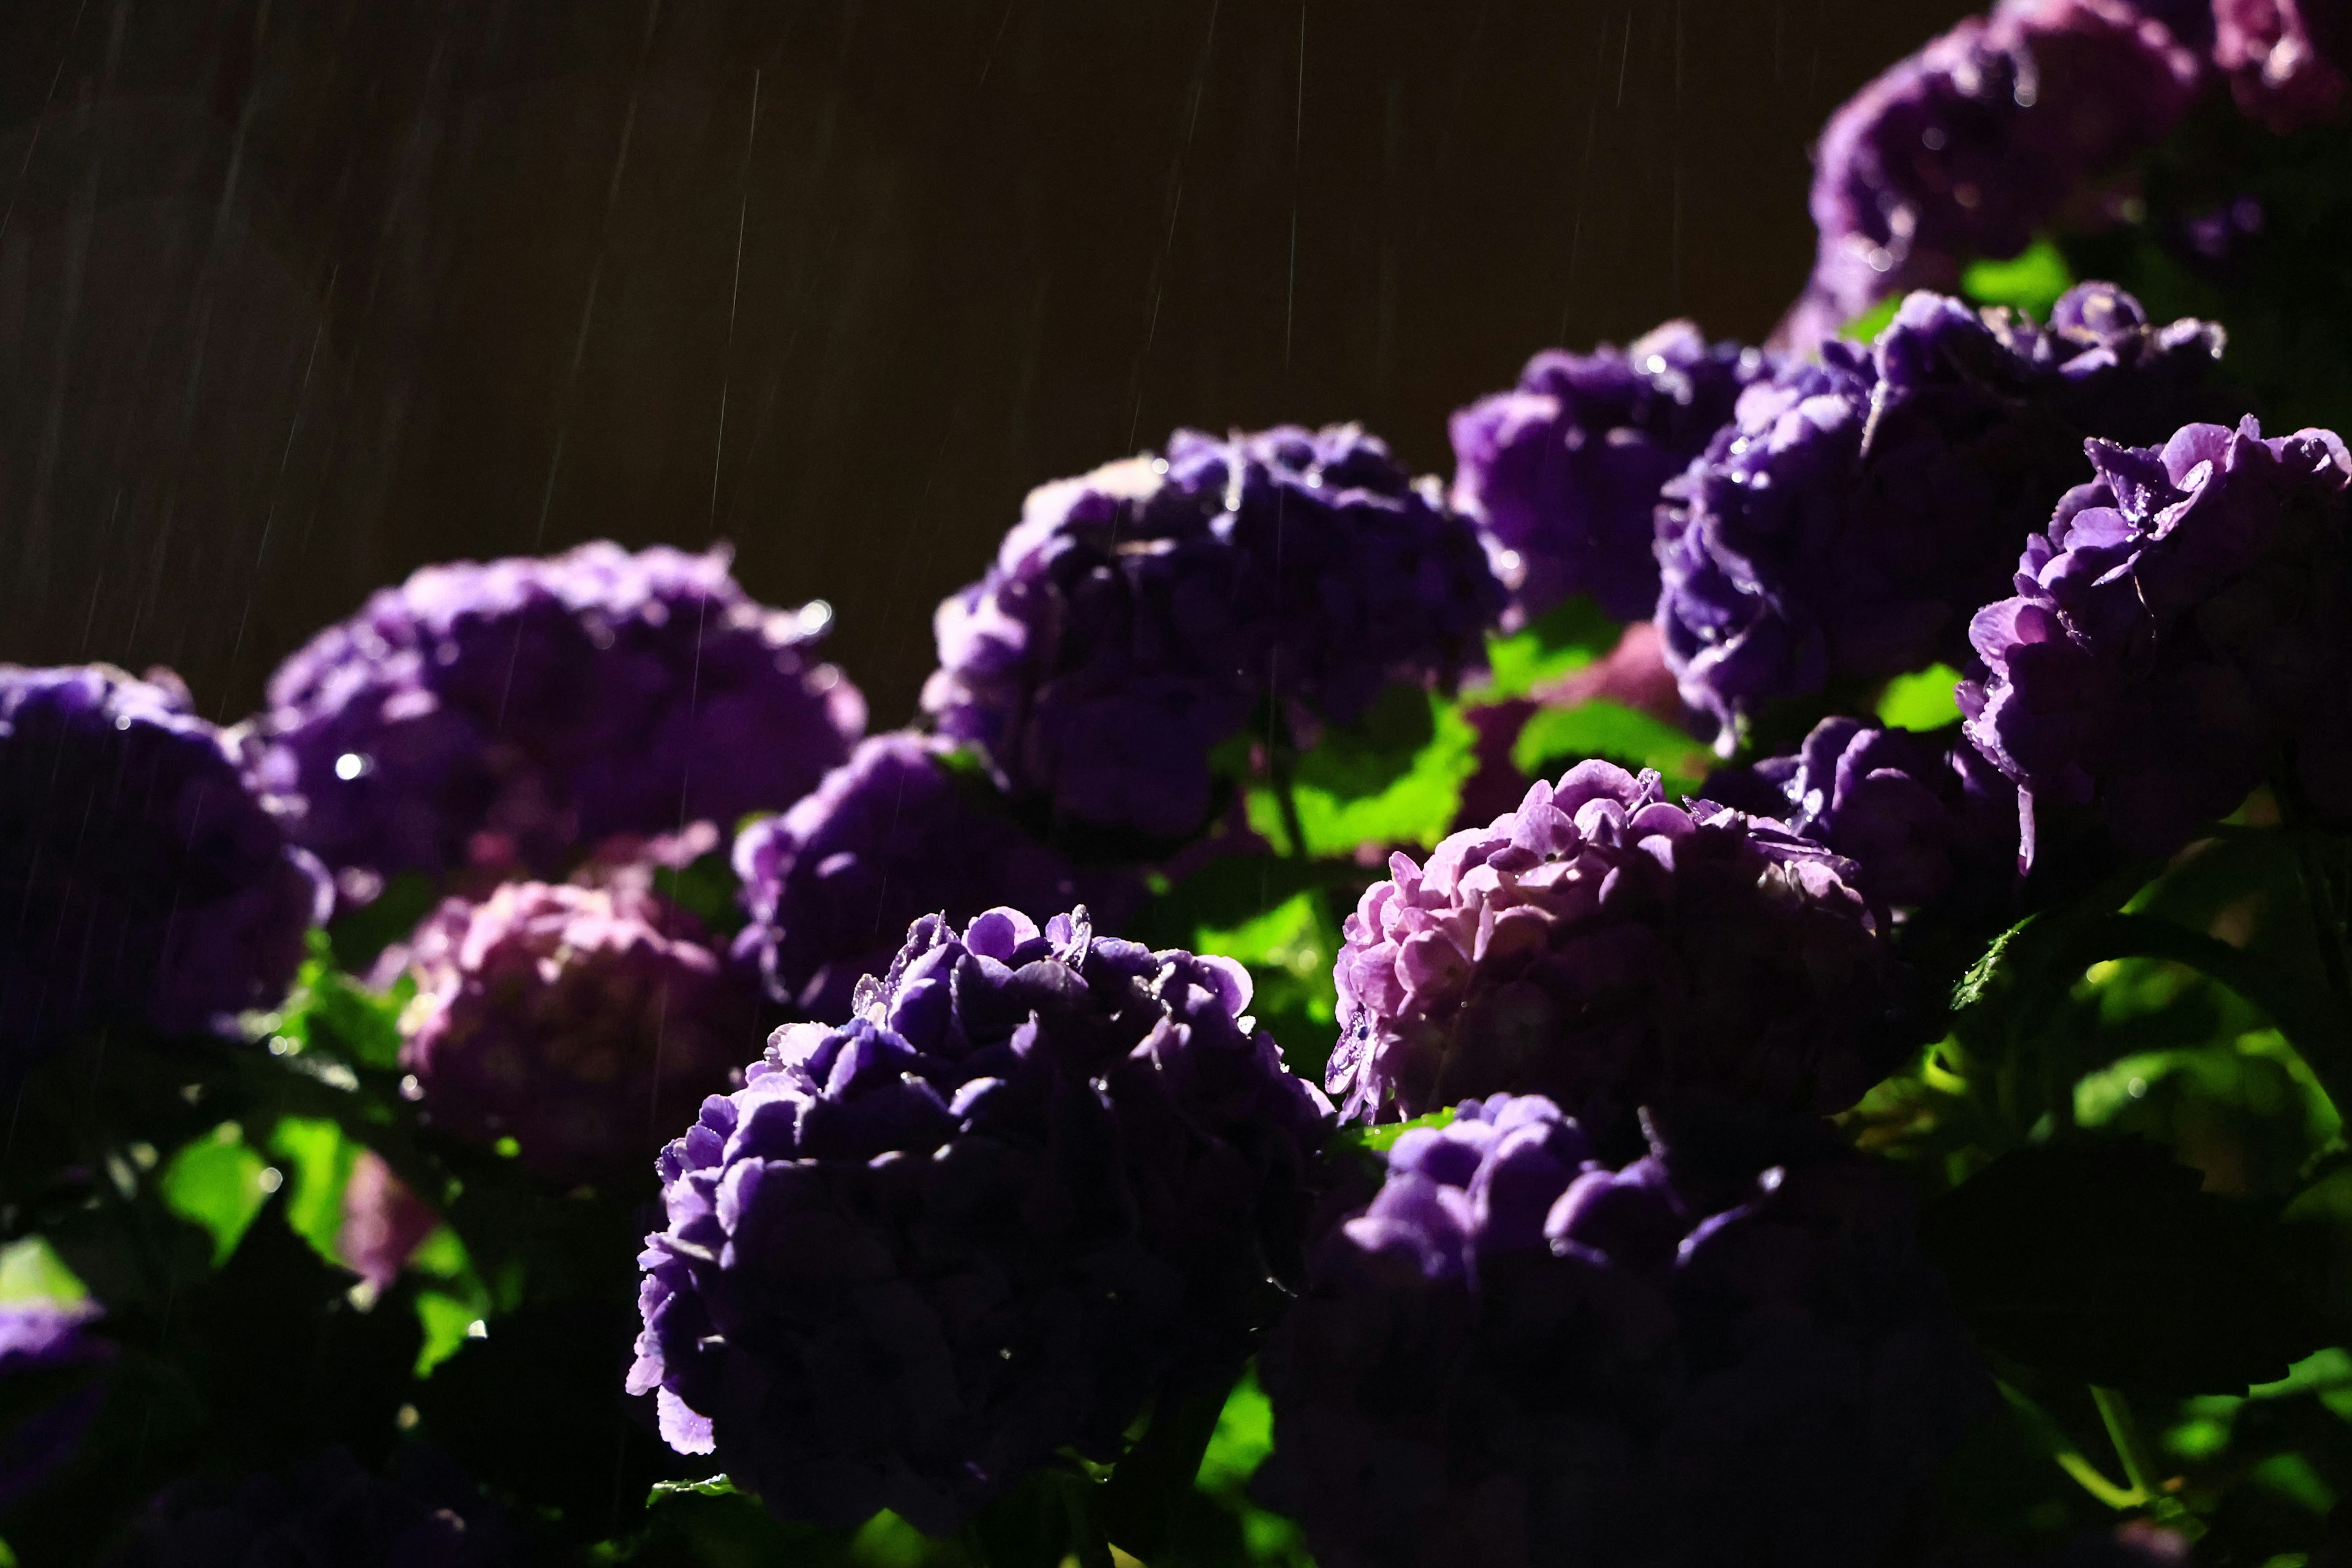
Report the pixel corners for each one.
[105,1446,532,1567]
[731,733,1145,1022]
[1448,324,1774,625]
[0,1299,112,1510]
[1257,1094,1985,1568]
[2214,0,2351,130]
[1328,761,1910,1140]
[1,665,329,1064]
[924,426,1504,840]
[1785,0,2204,345]
[628,907,1330,1534]
[1660,285,2225,748]
[397,881,760,1179]
[1706,717,2020,914]
[1962,417,2352,861]
[251,543,863,889]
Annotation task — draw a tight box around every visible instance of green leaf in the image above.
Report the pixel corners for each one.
[1478,597,1619,701]
[649,1476,740,1505]
[1194,893,1340,1082]
[1841,296,1902,344]
[1922,1137,2332,1393]
[1250,686,1479,856]
[0,1237,88,1307]
[159,1124,274,1267]
[1511,699,1710,796]
[1951,916,2034,1015]
[1963,236,2076,318]
[266,1117,363,1266]
[1877,663,1966,732]
[1196,1366,1276,1492]
[1337,1107,1457,1156]
[413,1289,484,1378]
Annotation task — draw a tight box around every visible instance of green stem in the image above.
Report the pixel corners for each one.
[1997,1380,2148,1511]
[2090,1385,2162,1502]
[1267,747,1310,864]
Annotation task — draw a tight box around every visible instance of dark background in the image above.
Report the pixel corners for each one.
[0,0,1972,731]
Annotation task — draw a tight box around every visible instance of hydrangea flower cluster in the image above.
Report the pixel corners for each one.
[924,424,1504,839]
[1706,717,2020,915]
[2213,0,2351,130]
[629,907,1330,1534]
[731,733,1143,1022]
[0,665,328,1066]
[1963,417,2352,859]
[1787,0,2204,343]
[1258,1094,1985,1568]
[395,880,758,1179]
[105,1446,530,1567]
[1658,284,2224,747]
[0,1300,111,1510]
[1327,761,1910,1142]
[1447,323,1773,625]
[250,542,863,889]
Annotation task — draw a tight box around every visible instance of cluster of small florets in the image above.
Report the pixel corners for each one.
[629,907,1330,1534]
[1963,416,2352,859]
[1789,0,2206,342]
[394,880,758,1179]
[1327,761,1912,1145]
[729,732,1142,1021]
[1257,1094,1986,1568]
[1657,284,2223,747]
[250,542,862,888]
[1706,717,2021,916]
[1448,322,1773,625]
[0,664,328,1068]
[925,424,1502,839]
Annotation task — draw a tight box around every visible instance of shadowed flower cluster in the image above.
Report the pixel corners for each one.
[1962,416,2352,859]
[924,425,1503,840]
[629,907,1330,1535]
[104,1446,533,1567]
[0,1300,112,1510]
[1,665,328,1067]
[1788,0,2204,344]
[1258,1094,1985,1568]
[1327,761,1910,1143]
[731,733,1143,1022]
[396,881,758,1179]
[2214,0,2351,130]
[251,542,863,891]
[1706,717,2020,916]
[1448,323,1773,625]
[1659,284,2224,747]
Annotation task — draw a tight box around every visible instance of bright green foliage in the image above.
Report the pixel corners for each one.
[1963,237,2077,318]
[266,1115,364,1267]
[1877,663,1966,732]
[1513,699,1710,797]
[160,1123,276,1266]
[0,1236,88,1306]
[1477,598,1619,700]
[1840,296,1902,343]
[1194,892,1341,1082]
[1249,685,1479,856]
[409,1224,496,1376]
[1193,1368,1313,1567]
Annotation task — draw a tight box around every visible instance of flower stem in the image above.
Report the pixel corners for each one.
[2090,1384,2162,1502]
[1997,1379,2148,1510]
